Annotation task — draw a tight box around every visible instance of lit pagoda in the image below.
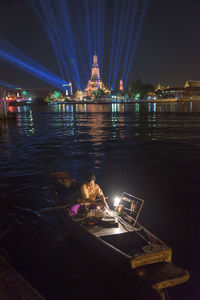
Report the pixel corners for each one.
[85,54,109,97]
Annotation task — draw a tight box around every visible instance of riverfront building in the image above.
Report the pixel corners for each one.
[184,80,200,88]
[182,80,200,100]
[155,80,200,101]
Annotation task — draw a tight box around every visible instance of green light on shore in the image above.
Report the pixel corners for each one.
[135,93,140,99]
[52,91,61,99]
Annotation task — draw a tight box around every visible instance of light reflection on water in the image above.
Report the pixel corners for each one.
[0,102,200,297]
[2,102,200,177]
[1,102,200,203]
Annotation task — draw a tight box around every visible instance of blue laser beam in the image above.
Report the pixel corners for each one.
[60,0,82,88]
[1,39,66,84]
[67,3,89,86]
[84,0,93,66]
[108,0,119,89]
[100,0,105,75]
[112,0,132,90]
[29,0,148,92]
[92,0,97,56]
[0,39,65,84]
[0,80,18,89]
[30,0,69,81]
[72,1,91,83]
[30,0,107,91]
[111,0,127,89]
[124,0,149,86]
[75,5,90,83]
[0,49,65,90]
[57,0,78,85]
[0,39,67,90]
[31,0,83,89]
[122,0,138,84]
[36,0,67,79]
[97,0,101,68]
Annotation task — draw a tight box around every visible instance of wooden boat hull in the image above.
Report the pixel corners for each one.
[49,172,190,295]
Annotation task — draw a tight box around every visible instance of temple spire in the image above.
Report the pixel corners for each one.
[85,53,109,96]
[93,53,98,65]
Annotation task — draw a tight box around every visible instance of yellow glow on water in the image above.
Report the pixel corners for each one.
[61,104,66,112]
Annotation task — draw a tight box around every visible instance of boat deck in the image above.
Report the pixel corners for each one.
[86,219,135,237]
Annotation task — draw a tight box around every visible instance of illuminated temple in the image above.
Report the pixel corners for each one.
[85,54,109,97]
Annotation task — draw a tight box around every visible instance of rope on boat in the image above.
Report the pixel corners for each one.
[157,289,170,300]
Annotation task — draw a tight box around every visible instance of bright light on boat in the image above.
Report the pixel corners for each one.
[114,197,120,207]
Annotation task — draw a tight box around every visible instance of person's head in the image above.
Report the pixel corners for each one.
[85,173,96,187]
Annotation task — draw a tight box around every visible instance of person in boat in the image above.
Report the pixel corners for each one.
[69,173,109,216]
[78,173,109,209]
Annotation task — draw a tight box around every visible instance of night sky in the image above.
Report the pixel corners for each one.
[0,0,200,90]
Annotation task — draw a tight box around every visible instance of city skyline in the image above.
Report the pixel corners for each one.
[0,0,199,90]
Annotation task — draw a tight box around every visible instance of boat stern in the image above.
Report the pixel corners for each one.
[130,245,172,269]
[134,262,190,290]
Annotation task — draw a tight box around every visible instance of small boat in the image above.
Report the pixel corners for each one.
[42,171,190,299]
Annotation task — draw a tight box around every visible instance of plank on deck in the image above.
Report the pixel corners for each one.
[87,220,132,237]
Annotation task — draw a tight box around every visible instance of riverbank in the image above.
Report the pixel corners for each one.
[0,255,45,299]
[46,98,199,105]
[6,97,200,106]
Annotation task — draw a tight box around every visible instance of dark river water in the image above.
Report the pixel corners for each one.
[0,102,200,299]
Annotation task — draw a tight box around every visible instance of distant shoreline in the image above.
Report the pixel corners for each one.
[8,98,200,106]
[46,99,200,105]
